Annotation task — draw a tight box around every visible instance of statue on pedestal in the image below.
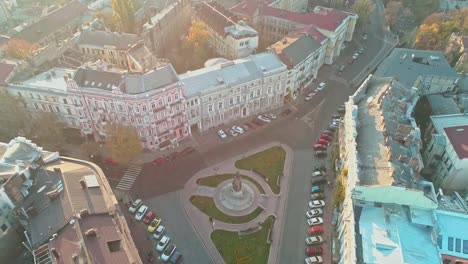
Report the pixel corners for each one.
[232,171,242,192]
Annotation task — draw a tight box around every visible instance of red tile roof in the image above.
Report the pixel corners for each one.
[263,6,352,32]
[293,25,326,42]
[444,126,468,159]
[0,63,15,86]
[230,0,273,18]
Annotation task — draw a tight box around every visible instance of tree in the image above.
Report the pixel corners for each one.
[105,123,142,164]
[414,23,441,50]
[353,0,376,27]
[0,92,32,142]
[182,21,211,70]
[112,0,135,33]
[385,1,403,28]
[28,112,65,150]
[80,141,101,159]
[94,9,116,31]
[6,38,40,60]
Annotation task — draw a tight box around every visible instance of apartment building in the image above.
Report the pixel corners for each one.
[141,0,192,56]
[194,2,258,60]
[180,52,287,133]
[278,0,308,12]
[231,2,357,64]
[423,114,468,191]
[270,27,327,97]
[13,0,87,46]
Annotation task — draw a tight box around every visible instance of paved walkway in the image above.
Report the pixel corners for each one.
[181,142,294,264]
[116,163,142,191]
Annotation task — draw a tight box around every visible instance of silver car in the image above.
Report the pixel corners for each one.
[232,126,245,134]
[258,115,271,123]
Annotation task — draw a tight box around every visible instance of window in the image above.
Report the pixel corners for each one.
[107,240,121,252]
[167,96,172,103]
[142,105,147,112]
[118,104,123,111]
[463,240,468,254]
[151,102,156,109]
[208,104,213,113]
[94,101,98,108]
[229,97,234,106]
[175,93,179,100]
[29,93,33,98]
[256,90,260,97]
[456,239,461,253]
[1,224,7,232]
[111,103,115,110]
[237,95,241,103]
[17,92,22,97]
[135,106,140,113]
[159,99,163,106]
[34,103,39,109]
[218,102,223,109]
[448,237,454,251]
[67,108,72,115]
[128,106,132,112]
[268,86,272,93]
[63,98,67,104]
[437,236,443,249]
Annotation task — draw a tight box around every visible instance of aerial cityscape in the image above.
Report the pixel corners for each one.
[0,0,467,263]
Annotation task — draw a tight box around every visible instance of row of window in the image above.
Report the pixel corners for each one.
[18,91,70,105]
[87,93,181,114]
[445,236,468,254]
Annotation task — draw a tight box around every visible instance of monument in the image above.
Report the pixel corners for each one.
[218,172,255,211]
[232,171,243,196]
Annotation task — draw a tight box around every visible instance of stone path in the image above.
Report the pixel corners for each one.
[115,163,142,191]
[181,142,294,264]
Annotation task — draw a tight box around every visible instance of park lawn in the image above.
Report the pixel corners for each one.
[190,196,263,224]
[235,146,286,194]
[211,216,275,264]
[196,174,266,194]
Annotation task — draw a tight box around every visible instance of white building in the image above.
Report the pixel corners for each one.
[194,2,258,60]
[180,53,287,133]
[423,114,468,191]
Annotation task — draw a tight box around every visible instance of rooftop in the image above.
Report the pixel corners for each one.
[359,204,440,264]
[426,94,461,115]
[375,48,458,89]
[74,67,124,91]
[271,33,322,68]
[77,30,139,50]
[14,0,87,43]
[180,52,286,97]
[230,0,275,18]
[436,209,468,260]
[142,1,180,31]
[444,126,468,159]
[354,77,422,186]
[18,68,76,92]
[123,64,179,94]
[0,63,15,86]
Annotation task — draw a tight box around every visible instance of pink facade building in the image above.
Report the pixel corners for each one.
[67,64,189,149]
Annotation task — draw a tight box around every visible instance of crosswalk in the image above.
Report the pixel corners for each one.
[116,163,142,191]
[329,74,349,85]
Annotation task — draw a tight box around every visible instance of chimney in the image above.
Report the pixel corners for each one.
[85,228,97,238]
[63,75,68,82]
[50,248,59,259]
[79,179,87,189]
[79,209,89,218]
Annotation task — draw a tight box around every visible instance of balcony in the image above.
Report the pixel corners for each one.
[98,109,104,114]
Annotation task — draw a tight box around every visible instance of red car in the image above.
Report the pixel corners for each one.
[104,158,118,165]
[317,139,329,146]
[308,225,324,235]
[321,134,332,141]
[313,144,327,151]
[152,157,166,166]
[246,122,257,129]
[306,246,324,256]
[143,211,156,224]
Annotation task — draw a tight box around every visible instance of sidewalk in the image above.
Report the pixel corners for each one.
[180,142,294,264]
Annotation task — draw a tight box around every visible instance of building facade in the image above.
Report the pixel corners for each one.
[423,114,468,191]
[194,2,258,60]
[278,0,308,12]
[180,53,287,133]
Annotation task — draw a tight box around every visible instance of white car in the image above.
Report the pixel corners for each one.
[266,113,277,120]
[306,208,323,218]
[232,126,245,134]
[307,217,324,226]
[352,53,359,59]
[135,205,148,221]
[316,82,326,91]
[156,235,171,252]
[153,225,165,240]
[312,171,323,177]
[306,235,323,245]
[129,199,142,213]
[309,200,325,208]
[217,130,227,139]
[305,256,323,264]
[161,243,176,262]
[305,92,315,101]
[228,129,238,137]
[258,115,271,123]
[362,34,368,40]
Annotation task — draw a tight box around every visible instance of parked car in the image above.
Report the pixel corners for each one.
[316,82,326,91]
[135,205,148,221]
[307,217,324,226]
[332,114,341,119]
[258,115,271,123]
[161,244,177,262]
[306,208,323,218]
[362,34,368,40]
[313,144,327,151]
[104,158,118,165]
[156,235,171,252]
[305,92,315,101]
[338,106,346,113]
[309,200,325,208]
[148,218,162,232]
[307,225,324,235]
[322,130,333,136]
[265,113,277,120]
[347,58,355,64]
[315,150,327,158]
[252,118,264,126]
[167,152,180,161]
[228,129,238,137]
[321,134,332,141]
[246,122,258,129]
[242,125,250,132]
[306,246,324,256]
[311,177,327,185]
[169,250,182,264]
[217,130,227,139]
[310,192,325,200]
[306,236,323,245]
[305,256,323,263]
[358,48,364,54]
[317,139,329,146]
[143,211,156,224]
[232,126,245,134]
[281,109,291,116]
[327,126,337,132]
[312,171,323,177]
[152,157,166,166]
[153,225,165,240]
[311,185,322,193]
[129,199,142,213]
[180,146,195,156]
[352,53,359,59]
[338,65,345,74]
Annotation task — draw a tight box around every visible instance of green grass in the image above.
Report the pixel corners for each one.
[211,216,275,264]
[190,196,264,224]
[196,174,266,194]
[235,146,286,194]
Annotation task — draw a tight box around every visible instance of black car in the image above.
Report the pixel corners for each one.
[180,146,195,156]
[169,250,182,263]
[315,150,327,158]
[281,109,291,116]
[312,177,327,185]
